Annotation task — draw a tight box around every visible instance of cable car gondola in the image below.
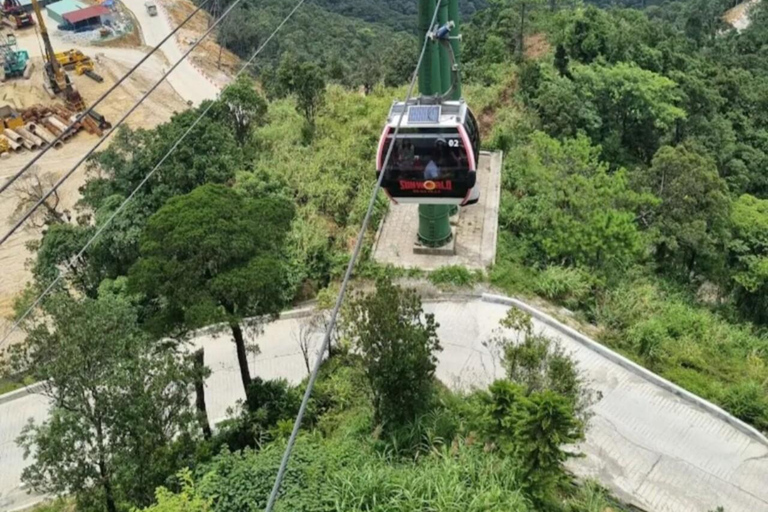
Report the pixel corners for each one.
[376,98,481,206]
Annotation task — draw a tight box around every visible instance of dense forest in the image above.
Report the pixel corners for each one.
[3,0,768,510]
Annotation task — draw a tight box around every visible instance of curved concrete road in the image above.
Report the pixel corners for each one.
[120,0,220,105]
[2,297,768,512]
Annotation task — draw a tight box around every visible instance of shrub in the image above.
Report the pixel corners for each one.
[598,278,768,431]
[721,382,768,431]
[428,265,479,287]
[342,278,442,429]
[534,266,594,310]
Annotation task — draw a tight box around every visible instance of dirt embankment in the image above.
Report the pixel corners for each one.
[724,0,760,30]
[0,55,188,346]
[158,0,241,88]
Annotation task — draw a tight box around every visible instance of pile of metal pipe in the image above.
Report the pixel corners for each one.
[27,122,63,149]
[46,116,75,140]
[0,134,22,152]
[42,118,62,137]
[4,128,36,150]
[16,126,46,148]
[3,129,21,143]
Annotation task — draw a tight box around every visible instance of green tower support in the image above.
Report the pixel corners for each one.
[417,0,461,248]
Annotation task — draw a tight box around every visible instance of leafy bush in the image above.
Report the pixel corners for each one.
[342,279,441,429]
[483,308,598,423]
[534,266,594,310]
[428,265,479,287]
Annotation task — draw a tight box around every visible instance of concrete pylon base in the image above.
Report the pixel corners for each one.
[372,150,502,271]
[414,226,457,255]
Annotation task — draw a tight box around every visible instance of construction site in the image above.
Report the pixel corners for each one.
[0,0,229,346]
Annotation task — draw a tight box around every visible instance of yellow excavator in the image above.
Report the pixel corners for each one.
[55,48,103,82]
[29,0,85,111]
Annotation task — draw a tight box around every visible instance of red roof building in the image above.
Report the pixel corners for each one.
[62,4,109,27]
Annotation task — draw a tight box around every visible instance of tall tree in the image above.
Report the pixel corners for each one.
[214,75,268,144]
[728,194,768,323]
[634,145,730,274]
[4,294,199,512]
[342,278,442,428]
[128,184,294,392]
[275,54,327,128]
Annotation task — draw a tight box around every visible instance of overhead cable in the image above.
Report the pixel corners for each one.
[0,0,212,197]
[0,0,247,248]
[0,0,309,348]
[263,2,443,510]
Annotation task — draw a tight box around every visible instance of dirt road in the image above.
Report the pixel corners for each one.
[0,56,188,344]
[121,0,221,104]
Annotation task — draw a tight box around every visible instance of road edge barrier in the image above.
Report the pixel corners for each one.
[481,293,768,448]
[0,381,47,407]
[2,293,767,448]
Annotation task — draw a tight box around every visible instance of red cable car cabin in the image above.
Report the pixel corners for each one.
[376,99,480,206]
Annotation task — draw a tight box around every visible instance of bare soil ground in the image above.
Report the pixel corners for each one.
[0,55,187,346]
[158,0,240,87]
[723,0,759,29]
[524,33,551,60]
[93,9,145,50]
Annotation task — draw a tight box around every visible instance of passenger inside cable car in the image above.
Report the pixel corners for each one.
[377,101,480,205]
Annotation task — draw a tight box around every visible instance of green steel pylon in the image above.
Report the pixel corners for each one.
[417,0,462,248]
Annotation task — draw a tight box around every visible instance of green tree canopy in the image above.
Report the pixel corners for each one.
[272,54,327,128]
[633,145,731,274]
[129,184,294,391]
[501,132,653,272]
[729,194,768,323]
[342,278,442,428]
[214,75,268,143]
[5,294,199,512]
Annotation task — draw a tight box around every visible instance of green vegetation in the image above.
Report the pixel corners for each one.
[128,183,294,391]
[6,0,768,510]
[132,284,608,512]
[428,265,481,287]
[5,294,201,512]
[473,0,768,431]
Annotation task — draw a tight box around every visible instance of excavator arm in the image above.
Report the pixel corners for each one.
[28,0,84,111]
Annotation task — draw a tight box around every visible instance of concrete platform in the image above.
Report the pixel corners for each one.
[372,150,503,270]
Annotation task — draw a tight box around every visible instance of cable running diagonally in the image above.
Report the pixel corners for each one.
[0,0,212,197]
[0,0,309,348]
[263,2,443,510]
[0,0,244,248]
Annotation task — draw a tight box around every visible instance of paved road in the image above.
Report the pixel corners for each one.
[121,0,220,105]
[2,298,768,512]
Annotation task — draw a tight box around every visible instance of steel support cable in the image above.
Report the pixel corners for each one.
[0,0,309,348]
[0,0,212,197]
[263,2,443,510]
[0,0,246,248]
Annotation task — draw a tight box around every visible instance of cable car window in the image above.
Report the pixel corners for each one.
[381,131,470,182]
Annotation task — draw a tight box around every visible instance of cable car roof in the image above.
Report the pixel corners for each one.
[386,98,469,129]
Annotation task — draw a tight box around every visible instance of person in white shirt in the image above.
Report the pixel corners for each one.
[425,138,447,179]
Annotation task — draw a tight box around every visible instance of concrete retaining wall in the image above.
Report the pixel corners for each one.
[3,293,767,449]
[480,293,768,448]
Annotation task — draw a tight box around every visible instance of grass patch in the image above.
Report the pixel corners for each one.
[428,265,482,288]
